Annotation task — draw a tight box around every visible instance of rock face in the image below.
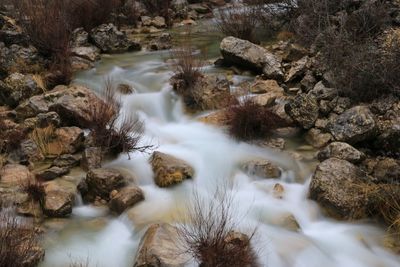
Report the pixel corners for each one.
[133,223,188,267]
[0,72,43,107]
[150,152,194,187]
[42,182,75,217]
[285,94,319,129]
[81,168,126,202]
[90,23,141,53]
[220,37,283,80]
[328,106,376,144]
[109,185,144,214]
[309,158,369,219]
[317,142,365,163]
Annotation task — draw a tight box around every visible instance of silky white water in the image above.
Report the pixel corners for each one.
[40,25,400,267]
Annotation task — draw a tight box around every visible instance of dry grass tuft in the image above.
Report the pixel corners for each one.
[177,190,259,267]
[29,126,64,157]
[0,207,44,267]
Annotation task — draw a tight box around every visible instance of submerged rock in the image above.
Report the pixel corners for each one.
[309,158,369,219]
[241,159,282,179]
[150,151,194,187]
[42,181,75,217]
[35,166,69,181]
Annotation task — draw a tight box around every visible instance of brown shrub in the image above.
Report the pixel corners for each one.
[177,190,259,267]
[0,207,44,267]
[226,98,288,141]
[19,179,45,204]
[88,79,152,157]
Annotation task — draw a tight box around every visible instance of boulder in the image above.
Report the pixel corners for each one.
[42,181,75,217]
[317,142,365,164]
[152,16,167,28]
[81,168,126,202]
[90,23,141,53]
[285,93,319,129]
[220,37,283,80]
[148,33,172,51]
[109,185,144,214]
[328,106,377,144]
[172,74,231,111]
[241,159,281,178]
[0,73,43,107]
[309,158,369,219]
[0,164,33,185]
[133,223,188,267]
[81,147,102,171]
[304,128,332,148]
[71,46,100,62]
[36,112,61,128]
[371,157,400,183]
[249,79,283,95]
[70,27,90,47]
[35,166,70,181]
[50,127,84,155]
[150,151,194,187]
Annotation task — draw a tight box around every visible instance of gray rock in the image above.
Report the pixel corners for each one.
[328,106,377,144]
[309,158,369,219]
[90,23,141,53]
[0,73,43,107]
[36,166,70,181]
[317,142,365,163]
[285,56,309,83]
[285,93,319,129]
[220,36,283,80]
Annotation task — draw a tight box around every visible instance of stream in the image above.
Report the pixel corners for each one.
[39,21,400,267]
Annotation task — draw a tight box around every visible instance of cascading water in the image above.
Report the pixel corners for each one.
[40,24,400,267]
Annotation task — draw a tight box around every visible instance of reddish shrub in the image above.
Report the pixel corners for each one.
[226,98,288,140]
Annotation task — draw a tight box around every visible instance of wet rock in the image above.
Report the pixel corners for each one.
[35,166,70,181]
[241,159,282,179]
[371,157,400,183]
[172,74,231,111]
[42,181,75,217]
[0,164,33,185]
[81,147,102,171]
[148,33,172,51]
[304,128,332,148]
[251,82,285,107]
[273,183,285,199]
[52,154,81,168]
[150,151,194,187]
[71,46,100,62]
[90,23,141,53]
[117,83,135,94]
[285,93,319,129]
[220,36,283,80]
[36,112,61,128]
[328,106,377,144]
[71,56,94,71]
[317,142,365,164]
[285,56,309,83]
[134,223,188,267]
[109,185,144,214]
[274,213,300,231]
[81,168,126,202]
[0,72,43,107]
[197,109,229,127]
[309,158,369,219]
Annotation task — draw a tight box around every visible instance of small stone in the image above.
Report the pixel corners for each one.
[109,185,144,214]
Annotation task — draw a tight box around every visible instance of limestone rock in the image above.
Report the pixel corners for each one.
[109,185,144,214]
[150,152,194,187]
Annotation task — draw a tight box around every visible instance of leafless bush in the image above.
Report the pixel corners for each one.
[0,207,44,267]
[215,5,261,43]
[19,179,45,204]
[177,190,259,267]
[226,97,289,140]
[88,79,152,157]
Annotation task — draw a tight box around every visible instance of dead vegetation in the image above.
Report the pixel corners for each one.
[177,190,258,267]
